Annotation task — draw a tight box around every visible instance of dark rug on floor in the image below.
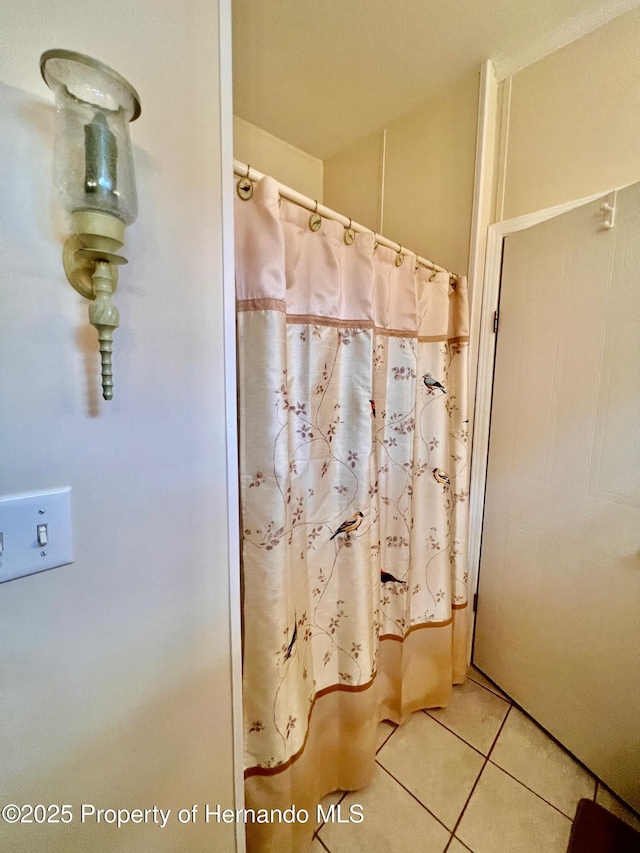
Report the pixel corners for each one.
[568,799,640,853]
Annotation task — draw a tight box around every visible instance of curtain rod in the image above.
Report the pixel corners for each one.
[233,159,457,281]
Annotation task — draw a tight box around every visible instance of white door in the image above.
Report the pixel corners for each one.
[473,183,640,811]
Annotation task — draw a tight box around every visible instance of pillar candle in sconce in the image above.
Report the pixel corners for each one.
[84,111,119,209]
[41,49,141,401]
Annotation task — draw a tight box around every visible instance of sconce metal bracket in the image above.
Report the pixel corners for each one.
[63,235,120,299]
[62,209,126,298]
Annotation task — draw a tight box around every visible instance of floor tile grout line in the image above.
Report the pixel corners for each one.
[375,758,454,836]
[314,792,346,838]
[315,834,332,852]
[422,707,500,760]
[449,760,487,842]
[474,703,577,823]
[486,758,576,822]
[486,702,512,762]
[376,724,398,754]
[450,703,513,839]
[467,671,508,700]
[443,834,473,853]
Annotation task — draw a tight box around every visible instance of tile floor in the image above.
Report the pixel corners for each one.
[312,666,640,853]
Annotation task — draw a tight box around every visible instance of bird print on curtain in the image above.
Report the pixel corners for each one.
[423,372,447,394]
[330,510,364,539]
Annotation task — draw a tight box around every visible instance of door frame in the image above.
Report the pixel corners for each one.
[218,0,247,850]
[466,187,623,659]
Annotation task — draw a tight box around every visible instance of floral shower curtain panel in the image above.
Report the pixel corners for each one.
[236,177,470,853]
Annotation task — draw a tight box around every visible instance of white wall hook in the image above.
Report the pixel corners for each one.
[600,190,617,229]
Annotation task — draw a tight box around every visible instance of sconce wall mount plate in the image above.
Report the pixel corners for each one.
[41,49,141,401]
[62,210,126,299]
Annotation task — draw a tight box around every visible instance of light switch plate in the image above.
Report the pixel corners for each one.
[0,488,73,583]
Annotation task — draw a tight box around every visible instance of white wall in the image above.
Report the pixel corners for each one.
[0,2,239,851]
[323,71,479,278]
[498,6,640,220]
[233,115,323,200]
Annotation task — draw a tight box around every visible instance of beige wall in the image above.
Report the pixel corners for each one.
[501,7,640,220]
[234,115,323,200]
[323,71,479,278]
[323,129,384,234]
[0,2,237,851]
[232,8,640,279]
[384,71,479,278]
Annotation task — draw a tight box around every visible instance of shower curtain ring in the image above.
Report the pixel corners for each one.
[344,217,355,245]
[237,165,254,200]
[395,246,405,267]
[309,201,322,232]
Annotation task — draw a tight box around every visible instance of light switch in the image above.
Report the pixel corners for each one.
[0,489,73,583]
[37,524,49,546]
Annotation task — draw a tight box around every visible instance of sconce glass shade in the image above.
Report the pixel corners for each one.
[41,50,141,225]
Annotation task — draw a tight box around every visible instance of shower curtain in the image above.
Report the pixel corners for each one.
[236,176,470,853]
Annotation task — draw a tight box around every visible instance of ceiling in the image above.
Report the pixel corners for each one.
[232,0,638,160]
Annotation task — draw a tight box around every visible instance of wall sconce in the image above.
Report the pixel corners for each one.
[41,49,141,400]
